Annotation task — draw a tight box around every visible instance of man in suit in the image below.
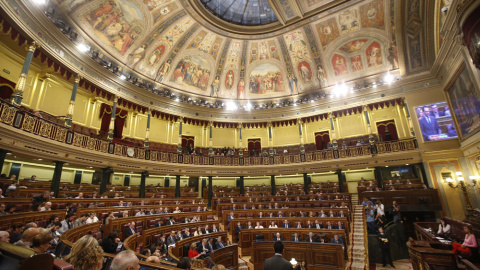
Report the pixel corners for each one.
[281,220,290,228]
[305,232,316,243]
[242,204,247,210]
[291,232,301,242]
[419,107,441,141]
[331,234,344,247]
[277,211,285,218]
[211,224,219,233]
[337,221,345,230]
[166,216,176,225]
[338,210,346,218]
[314,220,322,229]
[325,221,335,230]
[203,224,210,234]
[196,238,211,259]
[153,220,162,228]
[124,222,138,238]
[166,231,176,246]
[258,212,264,218]
[235,222,242,239]
[176,231,183,242]
[182,230,190,238]
[431,104,445,118]
[378,227,395,268]
[295,222,302,229]
[264,241,292,270]
[273,232,283,241]
[298,211,305,217]
[215,236,225,249]
[231,204,237,210]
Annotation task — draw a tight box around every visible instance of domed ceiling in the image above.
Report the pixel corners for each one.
[50,0,403,102]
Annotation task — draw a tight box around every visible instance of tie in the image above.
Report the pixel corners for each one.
[427,117,430,123]
[131,228,135,234]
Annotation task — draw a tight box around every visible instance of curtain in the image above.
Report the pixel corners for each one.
[0,77,16,100]
[182,136,195,148]
[376,120,398,142]
[315,131,330,150]
[248,139,261,156]
[99,103,128,138]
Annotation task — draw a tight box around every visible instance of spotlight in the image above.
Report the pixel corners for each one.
[112,66,119,73]
[132,78,138,84]
[335,83,348,96]
[175,97,179,102]
[384,72,394,84]
[119,74,126,80]
[246,103,252,111]
[34,0,48,5]
[226,101,238,111]
[77,43,90,53]
[45,7,55,17]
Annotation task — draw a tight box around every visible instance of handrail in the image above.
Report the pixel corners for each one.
[0,98,418,167]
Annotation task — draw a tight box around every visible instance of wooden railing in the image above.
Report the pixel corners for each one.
[0,99,418,167]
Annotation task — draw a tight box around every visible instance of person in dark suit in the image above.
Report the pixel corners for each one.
[331,234,344,247]
[166,231,176,246]
[378,227,395,268]
[211,224,219,233]
[196,238,211,259]
[314,220,322,229]
[166,216,176,225]
[325,221,335,230]
[337,221,345,230]
[153,220,162,228]
[273,232,283,241]
[431,104,445,118]
[235,222,242,240]
[291,232,301,242]
[281,220,291,228]
[419,107,441,141]
[215,236,225,250]
[264,241,293,270]
[124,222,138,238]
[305,232,316,243]
[101,231,121,253]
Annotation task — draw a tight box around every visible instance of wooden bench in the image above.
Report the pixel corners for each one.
[251,241,345,270]
[239,228,347,256]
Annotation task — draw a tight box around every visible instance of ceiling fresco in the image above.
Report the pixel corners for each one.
[51,0,403,101]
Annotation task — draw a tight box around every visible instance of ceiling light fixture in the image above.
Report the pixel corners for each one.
[384,72,394,84]
[226,101,237,111]
[77,43,90,53]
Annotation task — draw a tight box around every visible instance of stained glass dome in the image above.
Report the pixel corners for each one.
[199,0,278,25]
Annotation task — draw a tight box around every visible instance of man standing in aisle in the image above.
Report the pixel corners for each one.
[378,227,395,268]
[264,241,292,270]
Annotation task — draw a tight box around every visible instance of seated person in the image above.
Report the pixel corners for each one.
[331,234,344,247]
[437,218,451,235]
[451,225,478,259]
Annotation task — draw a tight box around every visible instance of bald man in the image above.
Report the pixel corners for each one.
[0,231,10,242]
[13,227,39,249]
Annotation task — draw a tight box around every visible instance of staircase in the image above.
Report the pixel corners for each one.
[238,258,249,270]
[348,204,368,270]
[351,193,359,205]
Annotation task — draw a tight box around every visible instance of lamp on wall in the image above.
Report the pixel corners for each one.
[290,258,297,268]
[446,171,476,218]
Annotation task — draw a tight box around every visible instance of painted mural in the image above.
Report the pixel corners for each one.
[250,40,280,64]
[447,67,480,139]
[350,55,364,72]
[169,55,212,92]
[338,9,360,35]
[339,39,368,53]
[82,0,145,56]
[298,61,312,82]
[365,41,383,67]
[225,41,241,72]
[188,30,207,49]
[284,30,312,65]
[316,18,341,48]
[249,64,285,95]
[359,0,385,30]
[332,54,348,76]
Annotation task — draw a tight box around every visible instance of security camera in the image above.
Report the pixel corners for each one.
[441,6,448,14]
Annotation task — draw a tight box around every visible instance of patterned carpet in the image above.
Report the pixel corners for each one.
[369,259,413,269]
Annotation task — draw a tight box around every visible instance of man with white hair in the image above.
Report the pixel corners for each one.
[0,231,10,242]
[40,202,52,211]
[110,250,140,270]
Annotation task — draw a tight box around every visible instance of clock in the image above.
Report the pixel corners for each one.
[127,147,135,157]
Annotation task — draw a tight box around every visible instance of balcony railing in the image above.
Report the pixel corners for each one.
[0,99,417,166]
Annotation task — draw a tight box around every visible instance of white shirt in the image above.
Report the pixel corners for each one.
[269,225,278,228]
[40,207,51,211]
[438,224,451,234]
[255,225,264,229]
[86,216,99,224]
[375,203,385,216]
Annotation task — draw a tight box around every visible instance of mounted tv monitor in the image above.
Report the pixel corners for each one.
[414,101,458,142]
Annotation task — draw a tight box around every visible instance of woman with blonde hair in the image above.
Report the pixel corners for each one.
[64,235,104,270]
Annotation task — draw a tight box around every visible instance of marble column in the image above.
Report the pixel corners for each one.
[100,167,113,194]
[65,75,81,128]
[50,161,65,198]
[238,123,243,157]
[144,109,151,148]
[208,121,214,157]
[107,97,118,141]
[175,175,181,198]
[208,176,213,208]
[177,117,183,154]
[12,41,38,106]
[140,171,149,198]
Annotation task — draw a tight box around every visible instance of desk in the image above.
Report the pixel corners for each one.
[251,241,345,270]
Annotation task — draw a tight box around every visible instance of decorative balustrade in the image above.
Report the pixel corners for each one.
[0,99,418,166]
